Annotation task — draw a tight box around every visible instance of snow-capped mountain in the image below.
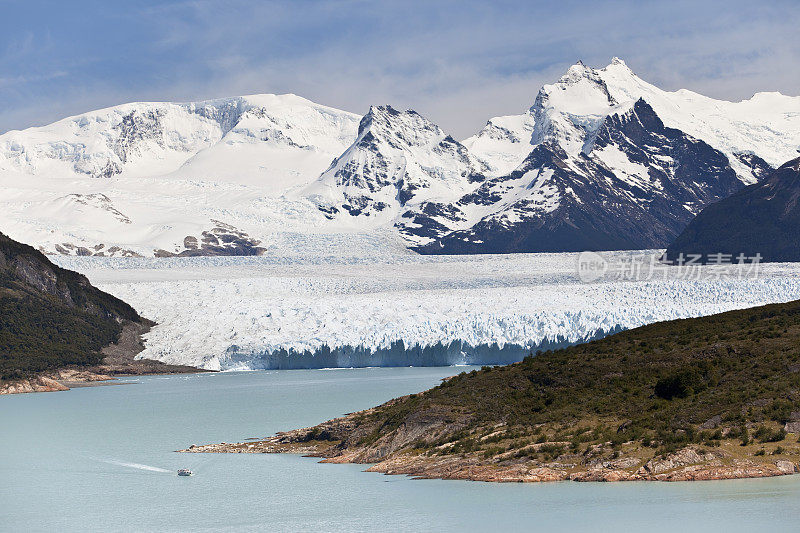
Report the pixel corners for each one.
[303,105,487,227]
[408,59,800,252]
[0,93,359,187]
[418,100,744,253]
[466,58,800,183]
[0,94,360,256]
[1,59,799,256]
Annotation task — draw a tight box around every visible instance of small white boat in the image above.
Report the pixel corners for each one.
[177,469,193,476]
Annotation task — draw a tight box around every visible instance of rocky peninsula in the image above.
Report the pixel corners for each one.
[183,299,800,483]
[1,321,205,394]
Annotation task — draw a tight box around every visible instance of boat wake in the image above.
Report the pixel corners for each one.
[96,458,172,473]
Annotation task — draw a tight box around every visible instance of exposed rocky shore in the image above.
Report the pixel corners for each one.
[180,411,800,484]
[0,369,113,394]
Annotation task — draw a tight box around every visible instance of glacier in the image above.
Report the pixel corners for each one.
[55,248,800,370]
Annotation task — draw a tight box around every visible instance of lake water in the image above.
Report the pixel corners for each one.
[2,368,800,532]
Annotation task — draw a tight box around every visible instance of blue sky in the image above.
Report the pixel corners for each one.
[1,0,798,138]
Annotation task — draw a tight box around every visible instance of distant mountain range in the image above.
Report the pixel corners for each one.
[1,58,799,256]
[666,157,800,263]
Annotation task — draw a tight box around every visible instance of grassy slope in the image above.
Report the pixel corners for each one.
[0,232,144,380]
[316,299,800,463]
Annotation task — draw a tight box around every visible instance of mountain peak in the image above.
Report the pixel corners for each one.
[561,58,634,85]
[305,105,485,224]
[365,105,424,121]
[610,57,628,68]
[357,105,444,143]
[551,60,613,95]
[367,104,401,116]
[601,57,637,81]
[563,60,594,81]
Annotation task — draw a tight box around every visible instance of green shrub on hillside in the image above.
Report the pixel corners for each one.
[352,299,800,456]
[0,232,144,380]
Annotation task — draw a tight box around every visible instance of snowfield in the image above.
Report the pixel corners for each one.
[55,248,800,370]
[3,58,799,257]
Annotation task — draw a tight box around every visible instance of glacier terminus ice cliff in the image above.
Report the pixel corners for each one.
[55,249,800,370]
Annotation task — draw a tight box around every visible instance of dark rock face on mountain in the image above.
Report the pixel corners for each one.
[665,157,800,263]
[415,100,746,253]
[155,221,266,257]
[733,152,774,182]
[306,105,487,222]
[0,231,146,380]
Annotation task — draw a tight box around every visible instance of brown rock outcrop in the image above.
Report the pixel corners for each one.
[180,436,800,485]
[0,376,69,394]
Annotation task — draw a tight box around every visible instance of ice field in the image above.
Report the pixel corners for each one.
[56,248,800,370]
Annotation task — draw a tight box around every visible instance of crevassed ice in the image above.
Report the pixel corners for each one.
[56,251,800,370]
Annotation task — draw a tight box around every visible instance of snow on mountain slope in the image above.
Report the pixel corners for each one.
[0,93,360,186]
[412,58,799,253]
[0,101,221,180]
[0,170,342,257]
[2,59,799,257]
[54,252,800,370]
[530,61,628,156]
[600,59,800,178]
[416,100,745,253]
[303,105,487,231]
[468,58,800,183]
[462,112,535,176]
[310,59,790,252]
[461,61,625,177]
[166,94,361,191]
[0,94,360,256]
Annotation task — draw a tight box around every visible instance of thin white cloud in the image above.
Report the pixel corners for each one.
[0,71,67,89]
[0,0,798,137]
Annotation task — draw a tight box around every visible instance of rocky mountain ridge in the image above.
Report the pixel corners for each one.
[2,59,799,255]
[415,99,747,252]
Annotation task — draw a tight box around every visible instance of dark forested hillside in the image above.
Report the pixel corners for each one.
[0,232,146,379]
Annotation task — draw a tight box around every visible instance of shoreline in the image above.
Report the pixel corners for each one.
[179,436,800,483]
[0,366,209,395]
[0,321,207,395]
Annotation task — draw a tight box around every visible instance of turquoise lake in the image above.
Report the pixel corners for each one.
[2,367,800,532]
